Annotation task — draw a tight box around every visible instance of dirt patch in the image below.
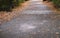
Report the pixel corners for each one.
[0,1,30,25]
[43,1,60,14]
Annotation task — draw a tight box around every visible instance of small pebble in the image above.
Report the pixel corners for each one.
[0,29,2,32]
[56,32,60,35]
[0,22,2,24]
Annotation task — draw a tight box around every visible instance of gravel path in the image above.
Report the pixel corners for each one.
[0,0,60,38]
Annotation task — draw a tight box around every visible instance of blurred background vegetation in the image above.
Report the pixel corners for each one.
[47,0,60,8]
[0,0,28,11]
[52,0,60,8]
[0,0,60,11]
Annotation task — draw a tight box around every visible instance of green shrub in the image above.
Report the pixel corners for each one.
[52,0,60,8]
[0,0,11,11]
[0,0,28,11]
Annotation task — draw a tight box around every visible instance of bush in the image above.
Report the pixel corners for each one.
[0,0,28,11]
[52,0,60,8]
[0,0,12,11]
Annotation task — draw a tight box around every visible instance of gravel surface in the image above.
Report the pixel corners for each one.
[0,0,60,38]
